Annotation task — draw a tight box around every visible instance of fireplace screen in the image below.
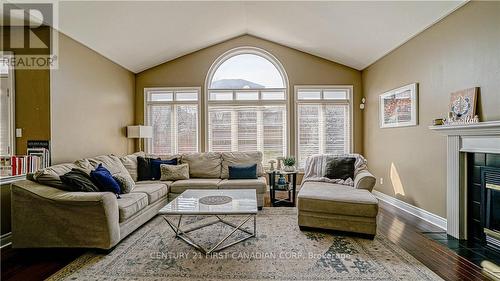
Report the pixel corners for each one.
[482,167,500,251]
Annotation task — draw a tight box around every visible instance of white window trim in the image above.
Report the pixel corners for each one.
[1,52,15,156]
[143,87,201,154]
[204,46,291,156]
[294,85,354,168]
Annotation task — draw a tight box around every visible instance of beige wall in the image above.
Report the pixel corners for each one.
[51,33,135,164]
[135,35,363,155]
[362,1,500,217]
[2,26,51,155]
[1,27,52,240]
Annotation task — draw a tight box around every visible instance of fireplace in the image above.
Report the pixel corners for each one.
[482,167,500,251]
[430,120,500,239]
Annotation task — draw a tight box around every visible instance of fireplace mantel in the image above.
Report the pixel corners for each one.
[430,120,500,239]
[429,120,500,136]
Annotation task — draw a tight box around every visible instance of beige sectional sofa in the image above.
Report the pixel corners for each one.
[11,151,265,249]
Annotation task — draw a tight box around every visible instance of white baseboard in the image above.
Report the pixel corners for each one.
[373,190,447,231]
[1,232,12,248]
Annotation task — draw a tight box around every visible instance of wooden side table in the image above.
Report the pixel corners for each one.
[267,171,297,207]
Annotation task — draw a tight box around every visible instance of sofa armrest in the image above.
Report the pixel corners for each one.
[354,170,376,192]
[11,180,120,249]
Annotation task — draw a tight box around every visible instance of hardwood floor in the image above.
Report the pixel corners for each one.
[0,196,496,281]
[376,201,495,281]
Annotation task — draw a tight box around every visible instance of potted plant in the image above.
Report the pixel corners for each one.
[282,156,296,172]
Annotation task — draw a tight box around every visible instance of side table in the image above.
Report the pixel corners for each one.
[267,170,297,207]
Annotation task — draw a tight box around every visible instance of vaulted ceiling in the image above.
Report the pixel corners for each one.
[56,1,466,73]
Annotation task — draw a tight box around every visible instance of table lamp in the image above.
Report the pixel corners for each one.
[127,125,153,152]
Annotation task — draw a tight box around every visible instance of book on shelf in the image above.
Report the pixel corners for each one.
[27,147,50,168]
[27,140,51,167]
[0,148,50,177]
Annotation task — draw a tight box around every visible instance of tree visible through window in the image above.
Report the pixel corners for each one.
[206,48,288,165]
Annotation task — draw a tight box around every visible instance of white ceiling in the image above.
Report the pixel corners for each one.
[57,1,466,73]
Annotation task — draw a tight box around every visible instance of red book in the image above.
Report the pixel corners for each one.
[11,156,17,176]
[17,157,22,175]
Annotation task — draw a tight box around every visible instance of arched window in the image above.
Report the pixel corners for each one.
[206,47,288,165]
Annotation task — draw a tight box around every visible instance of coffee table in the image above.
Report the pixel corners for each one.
[159,189,257,254]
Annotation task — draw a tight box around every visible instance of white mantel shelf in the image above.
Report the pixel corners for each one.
[429,120,500,136]
[429,120,500,239]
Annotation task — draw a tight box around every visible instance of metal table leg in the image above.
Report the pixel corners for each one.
[163,214,256,254]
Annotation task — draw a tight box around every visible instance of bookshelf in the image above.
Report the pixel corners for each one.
[0,144,50,182]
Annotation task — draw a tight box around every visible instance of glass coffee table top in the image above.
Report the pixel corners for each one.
[159,189,257,215]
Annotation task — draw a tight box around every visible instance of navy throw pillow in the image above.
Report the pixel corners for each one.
[90,164,121,197]
[137,156,160,181]
[151,158,177,180]
[229,164,257,179]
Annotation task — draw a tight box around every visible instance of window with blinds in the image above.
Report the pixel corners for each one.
[207,105,287,164]
[145,88,199,154]
[296,86,352,168]
[0,55,14,156]
[206,49,288,165]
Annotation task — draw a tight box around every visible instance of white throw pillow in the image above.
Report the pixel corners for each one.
[160,163,189,181]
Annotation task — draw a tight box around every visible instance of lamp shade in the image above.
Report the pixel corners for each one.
[127,125,153,139]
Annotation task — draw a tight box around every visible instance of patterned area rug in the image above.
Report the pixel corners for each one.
[49,208,442,281]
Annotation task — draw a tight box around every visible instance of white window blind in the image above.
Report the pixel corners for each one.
[0,55,14,156]
[208,105,287,165]
[145,88,199,155]
[296,86,352,168]
[0,80,11,155]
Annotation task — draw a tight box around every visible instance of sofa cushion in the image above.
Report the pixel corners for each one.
[131,182,169,204]
[218,177,266,193]
[34,163,77,178]
[117,193,148,222]
[75,155,122,175]
[75,155,134,185]
[298,181,378,218]
[181,152,222,178]
[221,152,263,179]
[161,163,189,181]
[229,164,257,179]
[119,152,145,182]
[113,174,136,194]
[170,178,221,194]
[151,158,177,180]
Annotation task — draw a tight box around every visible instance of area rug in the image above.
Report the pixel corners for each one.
[48,208,443,281]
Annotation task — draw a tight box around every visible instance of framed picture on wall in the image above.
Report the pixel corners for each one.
[379,83,418,128]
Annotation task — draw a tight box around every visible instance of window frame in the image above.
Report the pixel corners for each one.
[143,87,201,154]
[0,52,16,156]
[204,47,290,158]
[294,85,354,169]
